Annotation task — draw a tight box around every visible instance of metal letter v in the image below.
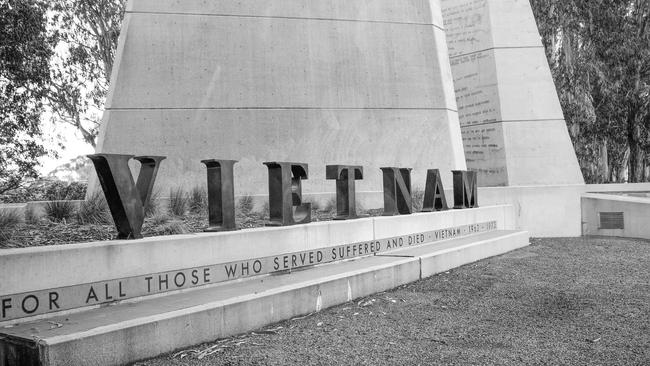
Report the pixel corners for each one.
[88,154,166,239]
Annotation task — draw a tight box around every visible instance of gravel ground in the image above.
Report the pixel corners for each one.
[134,237,650,366]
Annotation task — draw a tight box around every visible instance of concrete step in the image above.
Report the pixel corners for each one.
[0,230,529,366]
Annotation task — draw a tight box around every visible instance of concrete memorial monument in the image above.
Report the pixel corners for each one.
[0,1,538,365]
[93,0,467,198]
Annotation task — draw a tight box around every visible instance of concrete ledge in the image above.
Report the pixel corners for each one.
[0,206,512,297]
[0,230,529,366]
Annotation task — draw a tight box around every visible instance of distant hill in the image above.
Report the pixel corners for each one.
[47,156,93,182]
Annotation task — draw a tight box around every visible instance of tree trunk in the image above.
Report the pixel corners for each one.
[620,148,631,183]
[627,115,643,183]
[599,139,609,183]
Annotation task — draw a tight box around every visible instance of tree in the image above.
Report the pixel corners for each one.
[48,0,125,147]
[0,0,56,194]
[531,0,650,183]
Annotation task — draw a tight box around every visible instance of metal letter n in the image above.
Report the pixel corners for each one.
[264,162,311,226]
[452,170,479,209]
[326,165,363,220]
[202,160,238,232]
[87,154,166,239]
[381,167,413,216]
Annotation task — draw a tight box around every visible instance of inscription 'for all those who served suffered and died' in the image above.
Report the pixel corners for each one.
[0,221,496,322]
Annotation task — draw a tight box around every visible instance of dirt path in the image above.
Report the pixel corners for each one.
[136,237,650,366]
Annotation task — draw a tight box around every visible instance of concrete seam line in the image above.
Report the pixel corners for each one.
[460,119,565,128]
[449,45,544,59]
[105,107,460,113]
[127,10,445,31]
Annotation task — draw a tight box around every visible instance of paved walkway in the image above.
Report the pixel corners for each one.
[138,237,650,366]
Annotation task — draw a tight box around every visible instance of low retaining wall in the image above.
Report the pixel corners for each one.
[582,193,650,239]
[0,205,514,324]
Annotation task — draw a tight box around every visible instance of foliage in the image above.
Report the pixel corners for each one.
[0,180,87,203]
[44,200,77,223]
[76,190,111,225]
[43,180,86,200]
[48,0,126,147]
[47,156,93,181]
[531,0,650,183]
[168,188,189,217]
[0,0,56,194]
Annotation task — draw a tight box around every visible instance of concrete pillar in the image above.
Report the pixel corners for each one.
[442,0,584,186]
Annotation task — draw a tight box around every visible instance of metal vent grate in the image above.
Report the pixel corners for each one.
[599,212,625,230]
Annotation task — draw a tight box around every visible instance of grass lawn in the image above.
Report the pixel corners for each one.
[135,237,649,366]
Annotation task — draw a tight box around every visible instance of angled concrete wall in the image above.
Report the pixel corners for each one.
[94,0,466,196]
[441,0,584,187]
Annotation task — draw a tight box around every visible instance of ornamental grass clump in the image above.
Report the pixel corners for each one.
[189,186,207,214]
[145,189,162,217]
[0,210,21,243]
[169,188,189,217]
[76,191,112,225]
[45,200,77,223]
[144,214,190,236]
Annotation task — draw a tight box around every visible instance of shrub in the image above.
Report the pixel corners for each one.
[189,186,207,214]
[76,191,112,225]
[0,180,87,203]
[45,201,77,223]
[237,195,254,215]
[44,181,87,201]
[168,188,189,217]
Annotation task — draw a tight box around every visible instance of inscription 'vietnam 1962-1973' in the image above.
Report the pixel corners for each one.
[87,154,479,240]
